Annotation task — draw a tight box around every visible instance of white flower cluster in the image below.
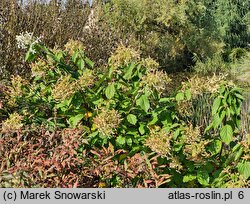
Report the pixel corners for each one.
[16,32,41,53]
[16,32,34,49]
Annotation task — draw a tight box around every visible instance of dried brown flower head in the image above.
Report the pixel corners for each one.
[177,74,227,117]
[169,156,183,171]
[93,108,122,136]
[77,69,96,89]
[6,75,27,106]
[176,100,193,117]
[140,70,172,93]
[140,57,159,72]
[145,127,172,157]
[182,124,209,163]
[64,39,85,55]
[183,140,209,163]
[181,74,226,98]
[31,59,48,77]
[183,124,201,144]
[109,44,140,69]
[221,167,250,188]
[2,112,23,133]
[52,75,77,102]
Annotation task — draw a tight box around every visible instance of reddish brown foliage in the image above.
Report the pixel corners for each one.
[0,127,90,187]
[0,127,171,187]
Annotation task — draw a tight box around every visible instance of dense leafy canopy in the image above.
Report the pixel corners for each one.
[0,0,249,188]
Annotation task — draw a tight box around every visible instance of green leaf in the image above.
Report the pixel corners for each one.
[129,146,142,156]
[213,110,225,129]
[126,137,133,147]
[127,114,137,125]
[148,112,158,125]
[234,93,244,100]
[116,135,126,146]
[185,89,192,100]
[85,57,94,68]
[183,174,196,183]
[204,162,214,173]
[197,169,210,186]
[55,51,64,60]
[212,97,221,115]
[222,91,229,105]
[176,92,184,101]
[237,161,250,179]
[220,124,233,145]
[119,154,127,162]
[136,95,150,112]
[72,51,79,63]
[105,83,116,99]
[227,94,232,105]
[68,114,84,128]
[124,63,136,80]
[173,128,180,140]
[219,85,225,94]
[77,59,85,69]
[25,50,36,62]
[159,98,171,103]
[234,147,244,161]
[232,143,242,152]
[139,123,146,135]
[88,131,99,138]
[208,139,222,155]
[226,107,231,117]
[204,123,213,133]
[213,113,222,129]
[173,143,183,152]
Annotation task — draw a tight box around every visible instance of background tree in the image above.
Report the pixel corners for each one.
[103,0,224,72]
